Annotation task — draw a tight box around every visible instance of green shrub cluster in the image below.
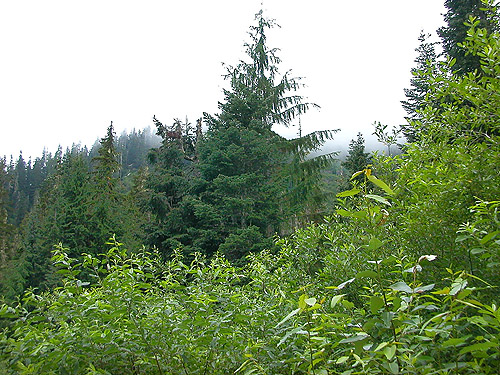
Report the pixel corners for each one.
[0,167,498,374]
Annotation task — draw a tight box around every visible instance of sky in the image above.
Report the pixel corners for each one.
[0,0,446,160]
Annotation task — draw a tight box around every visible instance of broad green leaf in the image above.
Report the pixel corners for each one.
[339,334,369,343]
[365,194,391,206]
[342,299,355,309]
[450,279,468,296]
[367,237,383,251]
[470,248,485,255]
[330,294,345,309]
[374,342,389,352]
[442,337,468,347]
[367,174,395,195]
[278,326,303,346]
[336,209,368,219]
[414,284,435,293]
[383,345,396,360]
[388,360,399,374]
[336,209,354,217]
[298,294,308,310]
[352,210,369,219]
[459,341,497,354]
[480,230,499,245]
[370,296,385,314]
[390,281,413,293]
[304,297,317,306]
[275,308,301,328]
[336,356,349,364]
[455,234,470,242]
[381,311,394,327]
[336,188,361,197]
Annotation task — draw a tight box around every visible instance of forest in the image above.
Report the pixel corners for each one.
[0,1,499,373]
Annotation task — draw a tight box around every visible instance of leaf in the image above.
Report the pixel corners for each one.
[278,326,303,346]
[350,170,364,180]
[366,237,383,251]
[370,296,385,314]
[459,341,497,355]
[480,230,499,245]
[337,278,355,289]
[390,281,413,293]
[336,188,361,197]
[414,284,435,293]
[374,342,389,352]
[304,297,317,306]
[450,279,468,296]
[275,308,301,328]
[339,334,369,343]
[336,356,349,364]
[470,248,485,255]
[298,294,308,310]
[352,211,369,219]
[388,360,399,374]
[336,209,368,219]
[341,300,355,309]
[383,345,397,360]
[403,265,422,273]
[455,234,470,242]
[381,311,394,327]
[366,174,395,195]
[442,337,468,347]
[330,294,345,309]
[336,209,354,217]
[365,194,391,206]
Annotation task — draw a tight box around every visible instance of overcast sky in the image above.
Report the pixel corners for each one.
[0,0,446,160]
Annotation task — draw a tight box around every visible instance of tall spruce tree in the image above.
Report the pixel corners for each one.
[201,10,336,256]
[438,0,497,74]
[401,32,439,142]
[92,122,120,189]
[146,10,336,261]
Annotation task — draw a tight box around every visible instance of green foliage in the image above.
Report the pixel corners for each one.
[145,10,336,260]
[438,0,498,75]
[401,32,440,142]
[1,189,498,374]
[1,6,500,375]
[340,133,371,190]
[372,122,401,156]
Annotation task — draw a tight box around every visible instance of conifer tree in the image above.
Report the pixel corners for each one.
[146,10,336,260]
[93,122,120,190]
[401,32,439,142]
[438,0,497,74]
[342,133,371,177]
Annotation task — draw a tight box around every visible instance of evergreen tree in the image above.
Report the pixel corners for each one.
[92,122,120,190]
[145,116,210,257]
[401,32,439,142]
[9,153,30,226]
[342,133,371,177]
[0,158,18,297]
[438,0,497,74]
[202,10,335,256]
[146,10,336,261]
